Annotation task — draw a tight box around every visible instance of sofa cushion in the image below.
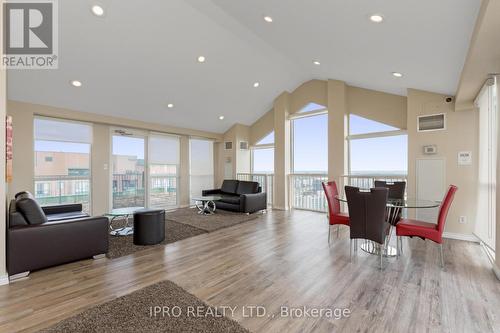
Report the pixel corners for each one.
[221,180,239,194]
[236,181,259,195]
[219,195,241,205]
[15,192,48,225]
[8,199,28,227]
[46,211,90,222]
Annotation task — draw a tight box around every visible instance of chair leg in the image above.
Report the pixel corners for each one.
[328,226,331,245]
[337,225,340,238]
[396,236,400,259]
[379,244,383,270]
[439,243,444,268]
[350,239,353,262]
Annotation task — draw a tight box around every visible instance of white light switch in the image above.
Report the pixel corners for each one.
[103,163,108,170]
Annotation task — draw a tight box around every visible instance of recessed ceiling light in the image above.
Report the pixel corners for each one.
[91,5,105,17]
[369,14,384,23]
[167,103,174,108]
[313,60,321,65]
[219,116,225,120]
[264,16,273,23]
[70,80,82,87]
[392,72,403,78]
[253,82,260,88]
[197,56,206,63]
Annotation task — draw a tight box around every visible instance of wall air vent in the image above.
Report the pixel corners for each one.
[239,141,249,150]
[224,141,233,150]
[417,113,446,132]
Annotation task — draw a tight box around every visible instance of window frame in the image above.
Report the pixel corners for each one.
[33,116,93,213]
[289,109,328,174]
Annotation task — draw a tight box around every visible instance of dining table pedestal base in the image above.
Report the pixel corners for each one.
[360,241,397,257]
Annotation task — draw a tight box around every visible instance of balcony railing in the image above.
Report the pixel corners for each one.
[338,174,408,198]
[149,174,179,209]
[236,173,273,206]
[289,173,329,212]
[34,175,91,213]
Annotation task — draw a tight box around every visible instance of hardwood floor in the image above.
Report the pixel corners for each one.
[0,210,498,333]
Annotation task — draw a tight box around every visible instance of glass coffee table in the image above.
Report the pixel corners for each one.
[192,196,222,215]
[104,206,144,236]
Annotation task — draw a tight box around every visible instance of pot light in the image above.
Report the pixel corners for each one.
[253,82,260,88]
[70,80,82,87]
[91,5,105,17]
[197,56,206,63]
[219,116,225,120]
[392,72,403,78]
[167,103,174,108]
[313,60,321,65]
[264,16,273,23]
[369,14,384,23]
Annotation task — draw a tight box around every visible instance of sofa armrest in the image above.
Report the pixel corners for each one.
[7,216,109,275]
[42,203,83,215]
[240,192,267,213]
[202,189,222,196]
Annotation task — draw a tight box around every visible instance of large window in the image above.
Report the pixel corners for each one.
[149,134,180,209]
[251,131,274,173]
[189,138,214,200]
[348,115,407,176]
[292,113,328,173]
[112,134,145,209]
[34,117,92,213]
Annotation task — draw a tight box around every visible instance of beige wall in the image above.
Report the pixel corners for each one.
[347,86,407,129]
[406,88,478,235]
[0,0,7,281]
[249,110,274,146]
[7,101,222,215]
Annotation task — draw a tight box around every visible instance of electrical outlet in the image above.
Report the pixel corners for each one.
[459,216,467,224]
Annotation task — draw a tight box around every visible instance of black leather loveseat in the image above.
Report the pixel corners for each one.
[202,180,267,213]
[7,192,109,277]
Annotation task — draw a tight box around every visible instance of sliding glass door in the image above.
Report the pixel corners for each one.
[149,134,180,209]
[189,138,214,201]
[111,133,146,209]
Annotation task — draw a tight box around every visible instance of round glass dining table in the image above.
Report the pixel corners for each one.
[335,196,440,256]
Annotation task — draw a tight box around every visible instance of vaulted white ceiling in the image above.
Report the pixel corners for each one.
[7,0,481,133]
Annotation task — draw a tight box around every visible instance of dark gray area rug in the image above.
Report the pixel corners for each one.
[107,220,206,259]
[38,280,250,333]
[165,208,260,232]
[107,208,261,259]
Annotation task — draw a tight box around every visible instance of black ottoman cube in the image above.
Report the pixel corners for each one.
[133,209,165,245]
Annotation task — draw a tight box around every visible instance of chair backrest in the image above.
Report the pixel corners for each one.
[345,186,388,244]
[437,185,458,234]
[322,181,341,216]
[374,180,406,201]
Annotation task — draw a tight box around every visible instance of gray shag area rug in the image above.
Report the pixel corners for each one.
[107,208,261,259]
[165,208,260,232]
[38,280,250,333]
[107,220,207,259]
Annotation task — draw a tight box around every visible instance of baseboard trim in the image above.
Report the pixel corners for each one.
[493,263,500,281]
[0,273,9,286]
[442,232,479,243]
[272,206,287,211]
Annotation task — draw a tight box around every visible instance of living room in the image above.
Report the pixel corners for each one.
[0,1,500,333]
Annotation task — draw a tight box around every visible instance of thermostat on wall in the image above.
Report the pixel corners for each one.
[423,145,437,155]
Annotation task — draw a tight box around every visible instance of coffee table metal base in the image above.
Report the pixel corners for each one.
[195,200,217,215]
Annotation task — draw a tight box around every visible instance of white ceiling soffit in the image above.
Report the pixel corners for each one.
[7,0,480,133]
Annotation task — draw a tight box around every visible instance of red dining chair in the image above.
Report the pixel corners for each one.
[322,181,350,244]
[396,185,458,267]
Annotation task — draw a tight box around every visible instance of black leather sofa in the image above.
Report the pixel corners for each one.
[202,180,267,213]
[7,192,109,277]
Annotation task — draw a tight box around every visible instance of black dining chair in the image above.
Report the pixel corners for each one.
[374,180,406,224]
[345,186,390,269]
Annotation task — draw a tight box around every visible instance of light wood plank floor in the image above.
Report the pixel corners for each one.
[0,210,498,333]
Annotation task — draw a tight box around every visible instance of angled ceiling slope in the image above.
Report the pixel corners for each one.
[7,0,480,133]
